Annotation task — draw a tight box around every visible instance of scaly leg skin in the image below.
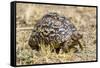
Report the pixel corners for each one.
[61,44,70,53]
[68,40,83,53]
[70,40,83,53]
[77,40,83,51]
[62,41,78,53]
[59,41,70,53]
[68,41,78,53]
[78,38,86,52]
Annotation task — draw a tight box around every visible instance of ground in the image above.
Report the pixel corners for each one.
[16,3,97,65]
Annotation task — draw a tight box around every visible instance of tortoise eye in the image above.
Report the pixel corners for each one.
[75,32,82,39]
[78,33,83,39]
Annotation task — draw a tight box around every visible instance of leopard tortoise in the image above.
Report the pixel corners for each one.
[28,12,83,53]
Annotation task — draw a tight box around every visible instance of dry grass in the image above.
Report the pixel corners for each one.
[16,3,97,65]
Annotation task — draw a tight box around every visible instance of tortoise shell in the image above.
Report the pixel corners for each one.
[28,12,82,53]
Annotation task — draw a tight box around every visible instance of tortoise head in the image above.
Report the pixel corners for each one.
[71,31,82,41]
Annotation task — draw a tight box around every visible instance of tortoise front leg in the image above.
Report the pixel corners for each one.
[77,40,83,51]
